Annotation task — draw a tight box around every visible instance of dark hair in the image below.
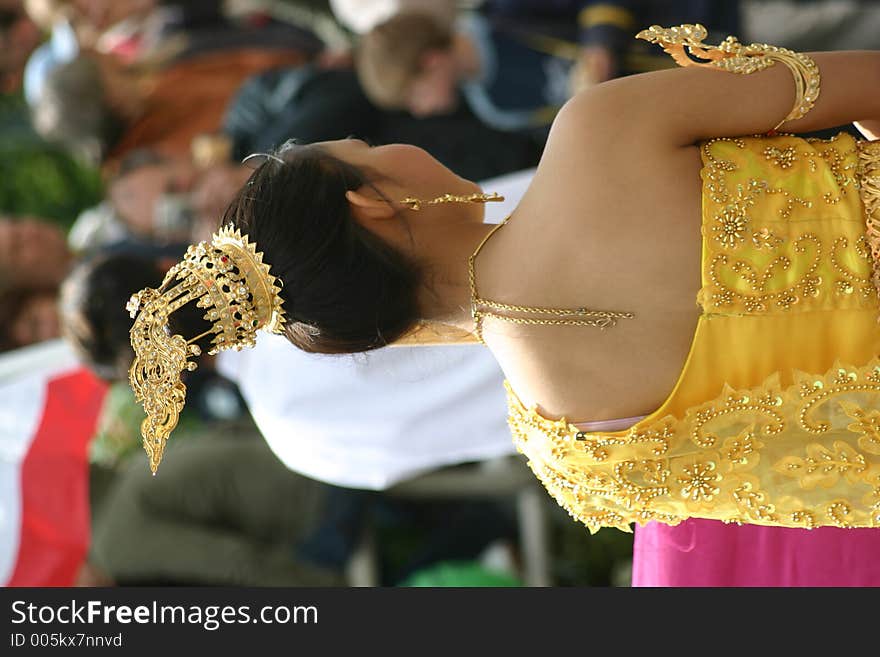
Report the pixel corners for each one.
[223,145,422,354]
[61,253,209,380]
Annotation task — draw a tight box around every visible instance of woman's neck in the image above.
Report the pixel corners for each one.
[413,220,496,332]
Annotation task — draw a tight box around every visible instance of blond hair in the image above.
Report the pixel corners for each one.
[356,12,453,109]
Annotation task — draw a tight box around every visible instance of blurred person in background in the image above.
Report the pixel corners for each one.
[0,0,43,92]
[32,43,312,166]
[0,286,61,351]
[100,61,543,247]
[224,62,543,182]
[741,0,880,52]
[106,148,252,244]
[83,429,348,587]
[355,9,574,132]
[329,0,456,35]
[0,215,73,290]
[481,1,741,90]
[354,2,741,132]
[24,0,226,58]
[0,215,78,353]
[27,0,319,166]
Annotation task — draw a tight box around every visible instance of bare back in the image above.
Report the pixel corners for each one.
[473,133,705,423]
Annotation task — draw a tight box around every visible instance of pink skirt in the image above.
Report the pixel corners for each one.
[633,520,880,587]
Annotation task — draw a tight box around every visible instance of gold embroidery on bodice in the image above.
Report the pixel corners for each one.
[506,134,880,532]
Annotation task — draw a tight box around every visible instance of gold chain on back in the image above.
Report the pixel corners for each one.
[467,216,635,342]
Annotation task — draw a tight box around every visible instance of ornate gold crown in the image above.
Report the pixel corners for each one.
[127,225,285,474]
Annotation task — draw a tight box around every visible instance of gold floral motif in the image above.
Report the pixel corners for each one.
[610,461,670,508]
[573,424,672,462]
[508,359,880,532]
[709,179,812,249]
[773,441,868,489]
[826,501,855,528]
[709,177,768,249]
[731,477,777,522]
[721,431,763,468]
[817,144,858,189]
[839,401,880,456]
[675,460,721,503]
[790,510,817,529]
[863,484,880,527]
[752,228,784,250]
[713,206,750,248]
[701,138,745,204]
[636,458,672,486]
[764,145,796,169]
[816,144,857,205]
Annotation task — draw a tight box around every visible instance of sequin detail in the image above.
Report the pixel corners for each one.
[504,134,880,533]
[507,360,880,533]
[698,134,875,315]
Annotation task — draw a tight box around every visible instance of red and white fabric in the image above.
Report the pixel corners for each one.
[0,340,107,587]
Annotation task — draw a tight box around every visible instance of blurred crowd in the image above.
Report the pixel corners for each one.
[1,0,879,587]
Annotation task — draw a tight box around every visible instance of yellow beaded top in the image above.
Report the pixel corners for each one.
[507,133,880,532]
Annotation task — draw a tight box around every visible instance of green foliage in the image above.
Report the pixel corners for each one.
[0,94,103,228]
[402,561,523,587]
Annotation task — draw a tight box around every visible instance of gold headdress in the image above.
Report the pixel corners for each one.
[127,226,285,474]
[636,23,820,130]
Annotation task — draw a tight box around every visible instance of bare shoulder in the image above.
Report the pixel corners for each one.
[478,86,706,422]
[514,85,697,236]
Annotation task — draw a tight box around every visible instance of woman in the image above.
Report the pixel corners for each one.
[129,25,880,532]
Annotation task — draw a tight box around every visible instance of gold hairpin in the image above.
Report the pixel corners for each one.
[127,225,285,474]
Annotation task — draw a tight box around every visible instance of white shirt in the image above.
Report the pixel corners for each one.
[217,169,535,489]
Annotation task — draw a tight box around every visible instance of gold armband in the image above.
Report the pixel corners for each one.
[636,24,820,131]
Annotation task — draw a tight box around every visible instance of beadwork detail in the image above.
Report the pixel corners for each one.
[503,134,880,533]
[698,134,878,315]
[507,359,880,533]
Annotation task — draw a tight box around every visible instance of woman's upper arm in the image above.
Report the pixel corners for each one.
[555,50,880,147]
